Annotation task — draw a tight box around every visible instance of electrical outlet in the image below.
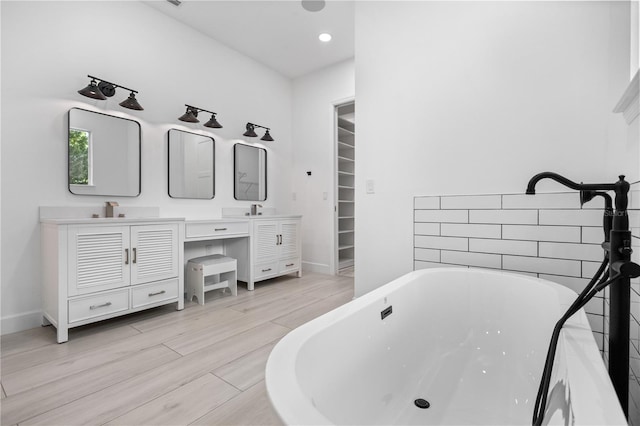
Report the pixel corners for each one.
[366,179,375,194]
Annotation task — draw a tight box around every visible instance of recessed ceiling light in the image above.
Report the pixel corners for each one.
[319,33,332,42]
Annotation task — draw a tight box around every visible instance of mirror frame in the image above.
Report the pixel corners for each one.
[233,143,267,201]
[167,128,216,200]
[68,107,141,197]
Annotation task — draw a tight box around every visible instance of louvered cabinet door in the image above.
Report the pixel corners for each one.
[279,220,300,259]
[130,224,179,285]
[253,221,279,263]
[67,226,131,296]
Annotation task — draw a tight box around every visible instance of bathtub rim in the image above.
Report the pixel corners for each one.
[265,267,626,426]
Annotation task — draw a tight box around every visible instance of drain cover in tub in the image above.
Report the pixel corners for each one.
[414,398,430,409]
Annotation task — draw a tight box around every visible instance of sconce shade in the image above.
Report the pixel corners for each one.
[179,108,199,123]
[78,79,107,100]
[243,123,258,137]
[261,129,274,141]
[119,92,144,111]
[204,114,222,128]
[78,76,143,113]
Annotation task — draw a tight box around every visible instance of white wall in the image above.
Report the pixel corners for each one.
[631,0,639,76]
[1,1,293,333]
[291,60,355,274]
[354,1,632,296]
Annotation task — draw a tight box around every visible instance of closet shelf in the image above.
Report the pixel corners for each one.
[338,117,355,132]
[338,128,354,145]
[339,216,355,219]
[339,229,354,234]
[338,185,354,190]
[339,244,354,250]
[338,200,354,203]
[338,156,354,162]
[338,141,355,149]
[338,171,354,176]
[339,258,354,269]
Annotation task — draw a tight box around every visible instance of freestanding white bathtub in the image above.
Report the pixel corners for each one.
[266,268,626,425]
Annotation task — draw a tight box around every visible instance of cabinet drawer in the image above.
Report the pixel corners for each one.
[131,279,179,309]
[186,221,249,239]
[254,261,279,280]
[68,289,129,324]
[279,257,300,274]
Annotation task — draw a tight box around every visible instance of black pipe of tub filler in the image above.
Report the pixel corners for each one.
[608,176,631,416]
[527,173,633,422]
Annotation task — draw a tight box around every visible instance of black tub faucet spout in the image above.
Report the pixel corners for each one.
[525,171,619,195]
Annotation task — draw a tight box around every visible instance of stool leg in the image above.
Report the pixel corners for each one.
[231,268,237,296]
[196,268,205,305]
[186,267,194,303]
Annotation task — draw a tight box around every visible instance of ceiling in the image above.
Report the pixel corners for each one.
[142,0,355,79]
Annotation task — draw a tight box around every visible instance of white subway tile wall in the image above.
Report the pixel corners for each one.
[539,209,603,226]
[415,191,640,423]
[441,223,501,239]
[470,209,538,225]
[503,225,581,243]
[469,238,537,256]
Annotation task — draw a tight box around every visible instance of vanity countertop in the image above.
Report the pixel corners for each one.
[222,214,302,220]
[41,217,185,225]
[185,218,250,223]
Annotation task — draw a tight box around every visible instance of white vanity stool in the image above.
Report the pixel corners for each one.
[186,254,237,305]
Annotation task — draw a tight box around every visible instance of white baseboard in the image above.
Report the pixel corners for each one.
[302,261,332,275]
[1,310,43,335]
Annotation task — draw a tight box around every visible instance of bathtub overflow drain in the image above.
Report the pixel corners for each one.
[414,398,430,409]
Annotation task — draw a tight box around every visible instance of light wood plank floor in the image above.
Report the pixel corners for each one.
[0,272,354,425]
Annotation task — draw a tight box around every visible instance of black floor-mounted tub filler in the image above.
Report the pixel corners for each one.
[526,172,640,426]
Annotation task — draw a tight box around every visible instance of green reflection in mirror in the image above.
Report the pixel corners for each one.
[69,128,91,185]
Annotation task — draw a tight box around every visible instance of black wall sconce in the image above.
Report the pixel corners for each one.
[244,122,274,141]
[77,75,144,111]
[178,104,222,128]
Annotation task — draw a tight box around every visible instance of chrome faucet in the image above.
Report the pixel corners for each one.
[105,201,119,218]
[250,204,262,215]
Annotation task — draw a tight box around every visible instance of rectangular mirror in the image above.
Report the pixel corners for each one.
[168,129,215,199]
[234,143,267,201]
[68,108,141,196]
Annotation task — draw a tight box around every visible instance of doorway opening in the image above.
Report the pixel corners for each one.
[335,101,355,277]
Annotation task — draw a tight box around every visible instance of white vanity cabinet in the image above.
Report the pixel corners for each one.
[253,219,301,280]
[225,215,302,290]
[41,218,184,343]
